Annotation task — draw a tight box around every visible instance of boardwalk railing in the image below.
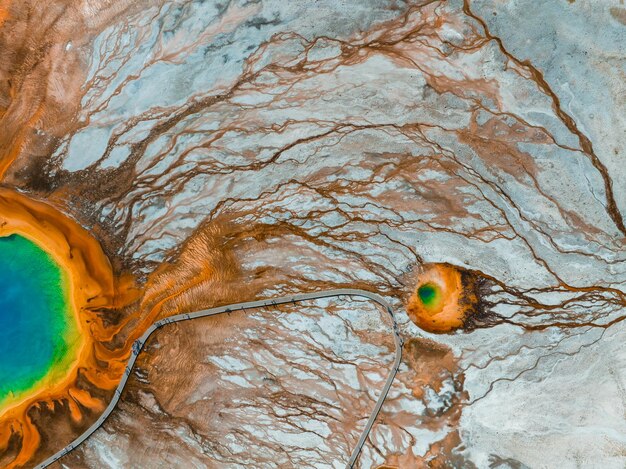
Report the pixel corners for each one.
[36,289,403,469]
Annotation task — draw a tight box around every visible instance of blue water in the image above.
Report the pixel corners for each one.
[0,234,73,402]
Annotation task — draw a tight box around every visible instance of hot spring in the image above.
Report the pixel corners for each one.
[0,234,81,408]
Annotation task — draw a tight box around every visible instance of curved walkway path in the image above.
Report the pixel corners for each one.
[37,289,403,469]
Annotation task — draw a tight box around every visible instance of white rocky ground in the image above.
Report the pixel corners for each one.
[5,0,623,468]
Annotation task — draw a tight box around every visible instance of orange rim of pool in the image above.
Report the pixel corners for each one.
[407,264,475,333]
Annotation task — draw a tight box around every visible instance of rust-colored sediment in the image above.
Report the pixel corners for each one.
[0,188,135,468]
[406,263,478,333]
[0,199,243,467]
[0,0,143,186]
[372,338,468,467]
